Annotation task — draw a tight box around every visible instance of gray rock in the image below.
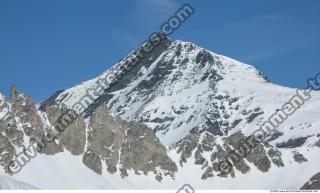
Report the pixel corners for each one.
[86,105,177,180]
[276,137,308,148]
[45,106,86,155]
[82,151,102,175]
[293,152,308,163]
[0,134,16,174]
[10,86,45,138]
[267,148,284,167]
[314,139,320,148]
[201,166,214,180]
[301,172,320,190]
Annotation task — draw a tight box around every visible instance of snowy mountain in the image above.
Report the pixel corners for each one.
[0,34,319,189]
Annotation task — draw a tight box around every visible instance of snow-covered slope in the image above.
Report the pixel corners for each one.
[0,175,36,189]
[1,36,320,189]
[53,40,320,148]
[6,147,320,189]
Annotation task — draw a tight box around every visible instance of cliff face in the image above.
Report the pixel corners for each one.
[0,86,176,182]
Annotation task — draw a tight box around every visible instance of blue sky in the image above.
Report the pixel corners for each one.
[0,0,320,101]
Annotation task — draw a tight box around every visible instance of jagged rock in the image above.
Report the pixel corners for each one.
[202,166,214,180]
[293,152,308,163]
[82,151,102,175]
[246,108,264,123]
[196,49,214,65]
[86,105,177,180]
[267,148,284,167]
[225,132,271,173]
[276,137,308,148]
[266,132,284,142]
[194,152,206,165]
[120,122,177,177]
[88,105,126,174]
[175,132,253,178]
[10,85,19,102]
[175,134,199,166]
[0,94,25,174]
[246,144,271,172]
[0,134,16,174]
[10,86,45,138]
[45,106,85,155]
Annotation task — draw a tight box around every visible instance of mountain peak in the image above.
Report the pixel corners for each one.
[40,38,272,145]
[1,37,320,189]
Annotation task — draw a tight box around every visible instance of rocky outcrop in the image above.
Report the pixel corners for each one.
[293,152,308,163]
[1,87,176,181]
[301,172,320,190]
[83,105,177,181]
[10,85,45,139]
[1,87,86,171]
[174,131,281,179]
[276,137,308,149]
[85,105,125,174]
[267,148,284,167]
[45,105,86,155]
[0,133,16,174]
[0,90,25,173]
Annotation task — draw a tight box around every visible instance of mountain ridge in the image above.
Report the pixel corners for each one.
[1,37,320,189]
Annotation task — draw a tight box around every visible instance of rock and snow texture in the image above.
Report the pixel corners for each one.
[1,36,320,189]
[302,172,320,189]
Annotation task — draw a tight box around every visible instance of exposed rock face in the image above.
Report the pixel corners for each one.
[10,85,44,138]
[84,105,177,181]
[87,105,125,174]
[82,151,102,175]
[1,87,176,181]
[0,88,81,170]
[293,152,308,163]
[226,132,272,173]
[174,131,281,179]
[276,137,308,149]
[120,122,177,178]
[8,87,65,156]
[0,89,28,173]
[45,106,86,156]
[0,133,16,174]
[267,148,284,167]
[301,172,320,190]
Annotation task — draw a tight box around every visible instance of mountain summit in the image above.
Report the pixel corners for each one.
[1,37,320,189]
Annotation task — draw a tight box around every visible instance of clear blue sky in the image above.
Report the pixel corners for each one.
[1,0,320,101]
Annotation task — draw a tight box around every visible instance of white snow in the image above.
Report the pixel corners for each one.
[1,40,320,189]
